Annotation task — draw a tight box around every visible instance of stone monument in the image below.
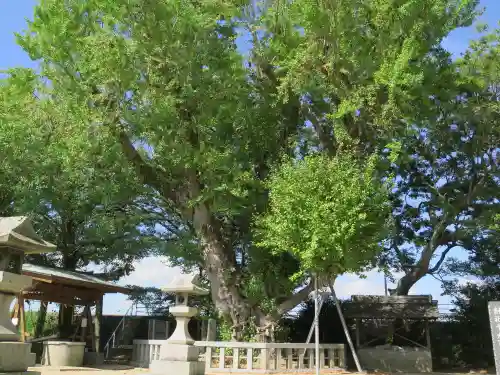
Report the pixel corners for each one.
[150,274,209,375]
[0,216,56,373]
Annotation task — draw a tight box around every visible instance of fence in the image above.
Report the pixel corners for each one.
[131,339,164,367]
[132,340,346,372]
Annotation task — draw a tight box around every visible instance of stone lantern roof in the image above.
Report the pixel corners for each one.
[0,216,56,254]
[162,274,209,296]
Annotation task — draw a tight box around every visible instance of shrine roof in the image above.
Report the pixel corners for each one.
[22,263,131,295]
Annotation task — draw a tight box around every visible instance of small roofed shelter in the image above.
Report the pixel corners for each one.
[21,264,131,306]
[343,295,439,373]
[13,263,131,352]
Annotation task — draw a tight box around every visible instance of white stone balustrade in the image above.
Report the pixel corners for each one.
[132,340,346,372]
[131,339,164,368]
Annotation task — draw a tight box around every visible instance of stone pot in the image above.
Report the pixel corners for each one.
[41,341,86,367]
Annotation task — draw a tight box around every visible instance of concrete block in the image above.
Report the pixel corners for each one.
[0,342,33,372]
[159,344,200,361]
[150,359,204,375]
[27,353,36,367]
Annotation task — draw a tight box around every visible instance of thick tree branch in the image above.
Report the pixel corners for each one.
[275,280,315,316]
[114,127,179,205]
[428,243,457,274]
[416,214,450,274]
[306,108,337,156]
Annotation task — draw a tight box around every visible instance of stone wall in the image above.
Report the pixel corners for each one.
[358,346,432,373]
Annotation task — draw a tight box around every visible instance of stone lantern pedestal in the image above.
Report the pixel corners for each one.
[149,275,208,375]
[0,217,56,373]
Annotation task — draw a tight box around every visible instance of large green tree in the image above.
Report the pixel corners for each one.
[0,70,164,336]
[8,0,480,338]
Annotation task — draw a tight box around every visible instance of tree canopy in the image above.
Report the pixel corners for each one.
[1,0,498,340]
[257,154,391,277]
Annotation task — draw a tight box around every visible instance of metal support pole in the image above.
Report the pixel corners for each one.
[314,277,320,375]
[306,293,325,344]
[328,283,363,373]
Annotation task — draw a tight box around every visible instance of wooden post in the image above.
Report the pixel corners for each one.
[355,318,361,347]
[72,313,81,342]
[88,306,96,352]
[95,296,103,352]
[19,295,26,342]
[81,306,89,343]
[425,320,431,350]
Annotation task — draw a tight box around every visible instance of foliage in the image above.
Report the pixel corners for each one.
[127,286,175,316]
[257,154,391,279]
[379,28,500,294]
[23,309,58,338]
[2,0,488,339]
[0,70,161,274]
[438,280,499,370]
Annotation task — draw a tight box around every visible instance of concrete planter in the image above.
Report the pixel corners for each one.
[41,341,86,367]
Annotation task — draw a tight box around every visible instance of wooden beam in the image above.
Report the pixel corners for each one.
[22,292,92,306]
[28,282,103,302]
[49,274,130,294]
[25,274,55,284]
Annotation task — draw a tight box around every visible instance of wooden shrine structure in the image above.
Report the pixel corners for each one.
[11,263,131,351]
[343,295,439,350]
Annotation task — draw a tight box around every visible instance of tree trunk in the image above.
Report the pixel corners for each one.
[191,195,283,341]
[197,219,255,340]
[393,272,421,296]
[59,252,77,338]
[35,301,48,338]
[58,304,75,339]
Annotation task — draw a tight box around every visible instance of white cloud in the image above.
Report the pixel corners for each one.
[101,258,450,314]
[117,256,183,287]
[101,256,183,314]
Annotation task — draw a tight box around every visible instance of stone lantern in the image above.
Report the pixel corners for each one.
[0,216,56,372]
[150,274,209,375]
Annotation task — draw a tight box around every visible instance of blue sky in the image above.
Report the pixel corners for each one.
[1,1,499,315]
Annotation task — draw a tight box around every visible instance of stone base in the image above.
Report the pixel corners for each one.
[150,360,204,375]
[150,343,204,375]
[0,371,41,375]
[158,344,200,361]
[0,342,34,372]
[358,346,432,373]
[83,352,105,366]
